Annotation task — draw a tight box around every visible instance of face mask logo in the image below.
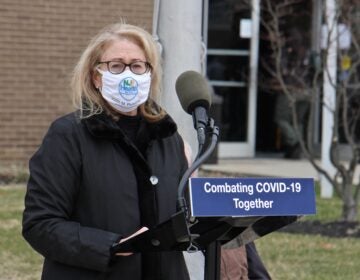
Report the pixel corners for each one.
[97,69,151,113]
[118,77,138,101]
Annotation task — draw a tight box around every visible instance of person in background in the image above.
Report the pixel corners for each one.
[22,22,190,280]
[274,91,309,159]
[274,29,311,159]
[220,239,272,280]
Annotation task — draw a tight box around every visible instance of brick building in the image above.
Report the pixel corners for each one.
[4,1,314,165]
[0,0,154,165]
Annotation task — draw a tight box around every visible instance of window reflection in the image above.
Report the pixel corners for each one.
[206,0,251,142]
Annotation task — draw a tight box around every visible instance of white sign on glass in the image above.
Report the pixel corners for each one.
[239,19,252,38]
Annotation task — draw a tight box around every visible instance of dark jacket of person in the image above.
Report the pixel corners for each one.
[22,111,190,280]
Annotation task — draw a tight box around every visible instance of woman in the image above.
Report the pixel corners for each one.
[22,22,190,280]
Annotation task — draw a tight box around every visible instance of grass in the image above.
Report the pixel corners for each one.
[256,184,360,280]
[0,185,42,280]
[0,184,359,279]
[256,232,360,280]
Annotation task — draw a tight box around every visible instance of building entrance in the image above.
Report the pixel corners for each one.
[204,0,260,157]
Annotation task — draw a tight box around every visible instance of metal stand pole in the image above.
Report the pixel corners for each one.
[204,241,221,280]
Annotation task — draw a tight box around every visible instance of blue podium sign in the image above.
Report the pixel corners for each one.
[189,177,316,217]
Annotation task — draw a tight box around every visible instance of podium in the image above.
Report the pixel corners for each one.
[111,210,298,279]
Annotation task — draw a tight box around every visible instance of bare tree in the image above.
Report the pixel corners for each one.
[255,0,360,222]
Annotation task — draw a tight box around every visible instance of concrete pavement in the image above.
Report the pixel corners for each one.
[200,157,360,184]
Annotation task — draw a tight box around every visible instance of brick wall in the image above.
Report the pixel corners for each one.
[0,0,154,166]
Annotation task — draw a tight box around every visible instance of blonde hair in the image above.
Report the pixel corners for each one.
[71,22,165,121]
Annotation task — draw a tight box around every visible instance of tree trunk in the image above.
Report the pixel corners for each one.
[342,182,357,222]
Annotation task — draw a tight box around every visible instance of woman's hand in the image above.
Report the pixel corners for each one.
[115,227,149,256]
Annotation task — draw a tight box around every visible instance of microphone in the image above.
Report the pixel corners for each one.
[175,71,212,145]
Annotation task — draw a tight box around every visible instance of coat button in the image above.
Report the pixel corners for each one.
[150,175,159,185]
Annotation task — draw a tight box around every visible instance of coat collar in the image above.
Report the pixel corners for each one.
[82,111,178,142]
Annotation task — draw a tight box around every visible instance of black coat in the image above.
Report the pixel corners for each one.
[22,111,190,280]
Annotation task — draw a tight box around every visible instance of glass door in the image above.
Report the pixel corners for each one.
[203,0,259,157]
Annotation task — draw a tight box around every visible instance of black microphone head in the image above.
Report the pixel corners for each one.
[175,70,212,114]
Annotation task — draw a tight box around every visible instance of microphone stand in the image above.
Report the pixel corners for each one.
[177,117,219,218]
[176,117,222,280]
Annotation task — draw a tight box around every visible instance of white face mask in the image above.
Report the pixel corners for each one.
[98,69,151,113]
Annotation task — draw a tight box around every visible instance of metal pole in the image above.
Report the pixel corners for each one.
[248,0,260,157]
[321,0,337,198]
[156,0,203,156]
